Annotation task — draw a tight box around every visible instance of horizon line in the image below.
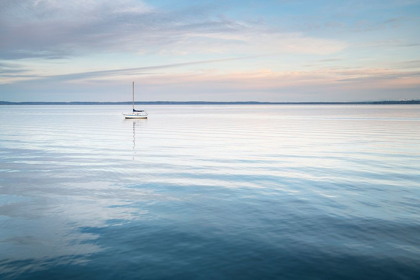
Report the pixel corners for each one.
[1,100,420,105]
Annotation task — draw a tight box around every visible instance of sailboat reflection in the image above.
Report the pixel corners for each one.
[128,120,147,160]
[133,121,136,152]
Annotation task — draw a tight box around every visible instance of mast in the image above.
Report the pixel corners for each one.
[132,81,134,111]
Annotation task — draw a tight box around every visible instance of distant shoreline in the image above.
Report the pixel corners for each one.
[1,100,419,105]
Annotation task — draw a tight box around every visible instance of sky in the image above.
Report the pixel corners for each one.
[1,0,420,102]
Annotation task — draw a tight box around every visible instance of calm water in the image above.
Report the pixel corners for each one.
[0,105,419,279]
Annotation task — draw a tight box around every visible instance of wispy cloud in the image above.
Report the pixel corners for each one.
[0,0,345,60]
[0,62,28,75]
[337,70,420,83]
[106,67,420,101]
[0,55,268,84]
[395,60,420,69]
[67,56,264,79]
[2,66,420,102]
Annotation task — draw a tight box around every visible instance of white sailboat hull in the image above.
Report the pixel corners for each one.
[123,113,148,119]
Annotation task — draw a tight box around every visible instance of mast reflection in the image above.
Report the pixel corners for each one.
[128,119,147,160]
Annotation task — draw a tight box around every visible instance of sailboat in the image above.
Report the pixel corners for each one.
[123,82,148,119]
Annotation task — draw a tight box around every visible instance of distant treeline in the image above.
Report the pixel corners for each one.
[1,100,420,105]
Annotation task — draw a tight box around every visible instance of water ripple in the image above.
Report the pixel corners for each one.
[0,105,420,279]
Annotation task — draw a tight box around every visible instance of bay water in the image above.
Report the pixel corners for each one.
[0,105,419,279]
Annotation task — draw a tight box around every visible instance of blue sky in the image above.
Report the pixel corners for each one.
[1,0,420,102]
